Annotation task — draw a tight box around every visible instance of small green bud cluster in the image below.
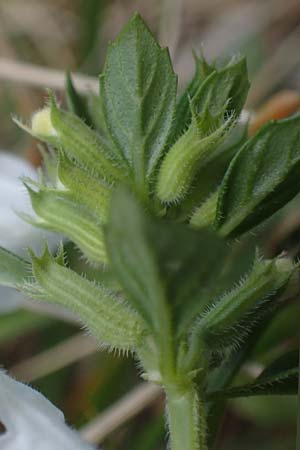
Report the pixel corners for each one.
[13,15,253,267]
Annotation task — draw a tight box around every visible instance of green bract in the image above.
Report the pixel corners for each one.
[23,245,146,350]
[1,12,300,450]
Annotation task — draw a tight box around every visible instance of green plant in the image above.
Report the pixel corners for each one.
[0,13,299,450]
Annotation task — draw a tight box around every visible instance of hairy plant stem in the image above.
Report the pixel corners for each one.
[165,381,207,450]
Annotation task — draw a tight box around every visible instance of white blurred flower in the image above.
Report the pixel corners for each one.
[0,152,57,312]
[0,370,95,450]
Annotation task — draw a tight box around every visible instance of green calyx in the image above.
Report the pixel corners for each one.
[23,244,147,351]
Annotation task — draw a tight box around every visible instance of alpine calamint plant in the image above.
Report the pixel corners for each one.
[0,12,299,450]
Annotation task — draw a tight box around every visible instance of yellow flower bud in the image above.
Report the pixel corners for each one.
[31,107,57,137]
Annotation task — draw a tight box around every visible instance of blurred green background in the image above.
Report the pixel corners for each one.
[0,1,299,449]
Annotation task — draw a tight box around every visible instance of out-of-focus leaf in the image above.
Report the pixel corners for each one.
[76,0,108,69]
[0,247,29,288]
[0,310,52,343]
[255,302,300,355]
[65,73,94,128]
[131,416,164,450]
[209,350,299,398]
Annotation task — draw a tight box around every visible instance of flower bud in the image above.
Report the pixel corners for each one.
[156,109,231,204]
[31,107,57,138]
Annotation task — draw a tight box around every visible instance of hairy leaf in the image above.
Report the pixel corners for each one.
[49,96,126,183]
[100,13,177,187]
[106,187,229,340]
[25,186,107,264]
[216,115,300,237]
[147,217,230,338]
[24,246,146,350]
[183,256,295,371]
[86,93,107,134]
[58,153,110,221]
[156,56,249,204]
[189,123,248,226]
[171,53,214,143]
[198,257,293,336]
[105,187,170,337]
[157,111,232,203]
[191,55,249,120]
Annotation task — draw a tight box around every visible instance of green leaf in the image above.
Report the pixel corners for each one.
[190,191,218,229]
[209,350,299,398]
[17,95,128,186]
[156,56,249,205]
[86,93,107,134]
[49,96,126,184]
[0,310,52,343]
[147,216,230,339]
[205,308,284,448]
[258,350,299,380]
[216,115,300,237]
[156,109,232,203]
[171,54,248,150]
[183,255,294,371]
[0,247,29,288]
[191,55,249,120]
[256,302,300,355]
[131,416,164,450]
[76,0,108,67]
[24,246,146,351]
[201,257,292,335]
[58,153,110,222]
[105,187,170,337]
[24,185,107,264]
[65,72,94,128]
[170,52,214,144]
[188,123,248,226]
[105,187,229,340]
[100,12,177,188]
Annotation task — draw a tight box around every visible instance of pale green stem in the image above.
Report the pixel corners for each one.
[165,382,207,450]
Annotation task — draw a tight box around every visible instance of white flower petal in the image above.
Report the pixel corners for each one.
[0,371,95,450]
[0,153,46,253]
[0,152,59,311]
